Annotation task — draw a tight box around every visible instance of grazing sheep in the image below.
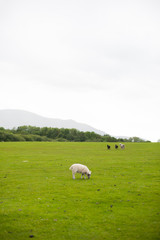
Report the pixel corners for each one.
[119,143,125,149]
[107,145,111,150]
[115,144,118,149]
[69,164,91,180]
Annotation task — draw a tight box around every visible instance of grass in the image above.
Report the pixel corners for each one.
[0,142,160,240]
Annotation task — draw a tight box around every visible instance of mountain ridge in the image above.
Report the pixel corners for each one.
[0,109,105,135]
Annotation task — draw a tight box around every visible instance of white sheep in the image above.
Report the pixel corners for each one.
[69,164,91,180]
[119,143,125,149]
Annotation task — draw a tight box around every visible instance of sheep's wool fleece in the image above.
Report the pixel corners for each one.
[69,164,91,174]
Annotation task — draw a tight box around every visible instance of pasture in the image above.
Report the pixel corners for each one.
[0,142,160,240]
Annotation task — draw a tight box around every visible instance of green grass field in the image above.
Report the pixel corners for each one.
[0,142,160,240]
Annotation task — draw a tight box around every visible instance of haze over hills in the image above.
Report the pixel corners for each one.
[0,109,105,135]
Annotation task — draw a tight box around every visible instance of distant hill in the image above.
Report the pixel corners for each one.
[0,109,105,135]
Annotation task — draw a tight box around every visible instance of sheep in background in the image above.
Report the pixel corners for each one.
[107,144,111,150]
[69,164,91,180]
[119,143,125,149]
[115,144,118,149]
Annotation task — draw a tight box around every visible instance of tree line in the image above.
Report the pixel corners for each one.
[0,126,150,142]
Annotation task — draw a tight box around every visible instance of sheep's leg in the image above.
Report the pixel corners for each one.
[81,173,86,179]
[81,173,85,179]
[72,173,75,179]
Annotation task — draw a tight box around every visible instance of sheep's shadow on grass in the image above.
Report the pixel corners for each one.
[71,178,90,181]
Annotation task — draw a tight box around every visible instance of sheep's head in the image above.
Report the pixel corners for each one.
[87,171,92,179]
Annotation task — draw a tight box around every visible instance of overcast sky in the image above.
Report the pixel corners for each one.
[0,0,160,142]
